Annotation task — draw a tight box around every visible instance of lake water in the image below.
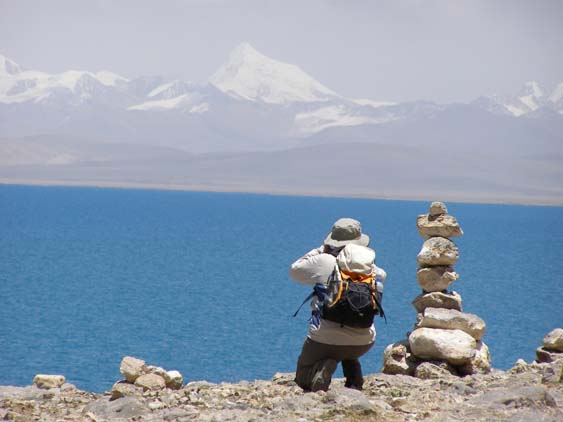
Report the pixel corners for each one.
[1,185,562,393]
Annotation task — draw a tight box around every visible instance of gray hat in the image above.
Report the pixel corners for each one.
[324,218,370,248]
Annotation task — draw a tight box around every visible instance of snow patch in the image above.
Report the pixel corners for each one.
[353,98,396,108]
[294,105,396,135]
[95,70,128,86]
[189,102,209,113]
[549,83,563,103]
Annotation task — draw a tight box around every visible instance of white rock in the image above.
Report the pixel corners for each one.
[164,370,183,390]
[134,373,166,391]
[417,237,459,266]
[412,291,462,313]
[146,365,167,377]
[416,308,486,340]
[416,266,459,292]
[459,341,492,375]
[409,327,476,365]
[120,356,147,383]
[33,374,65,389]
[429,201,447,216]
[543,328,563,352]
[417,214,463,238]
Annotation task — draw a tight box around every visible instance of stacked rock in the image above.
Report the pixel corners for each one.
[535,328,563,363]
[383,201,491,378]
[112,356,184,399]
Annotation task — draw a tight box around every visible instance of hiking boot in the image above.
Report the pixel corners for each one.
[310,359,338,392]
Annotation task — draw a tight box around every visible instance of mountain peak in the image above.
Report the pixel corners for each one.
[0,54,22,75]
[209,42,338,104]
[229,42,262,61]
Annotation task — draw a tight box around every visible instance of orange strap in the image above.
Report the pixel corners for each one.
[340,270,374,283]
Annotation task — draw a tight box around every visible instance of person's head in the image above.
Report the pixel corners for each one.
[323,218,370,256]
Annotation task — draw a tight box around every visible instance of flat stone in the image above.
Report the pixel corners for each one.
[429,201,448,216]
[409,327,476,365]
[33,374,65,389]
[416,307,486,340]
[543,328,563,352]
[416,266,459,292]
[381,340,418,375]
[134,373,166,391]
[417,237,459,266]
[459,341,492,375]
[414,361,457,379]
[83,396,149,419]
[417,214,464,239]
[536,346,563,363]
[470,386,557,408]
[164,370,183,390]
[412,291,462,313]
[120,356,147,383]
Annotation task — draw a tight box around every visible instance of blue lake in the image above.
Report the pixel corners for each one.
[0,185,562,392]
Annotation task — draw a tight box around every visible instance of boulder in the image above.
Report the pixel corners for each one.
[110,381,142,400]
[536,347,563,364]
[417,214,464,239]
[164,370,183,390]
[146,365,167,377]
[409,327,476,365]
[414,361,457,379]
[120,356,147,383]
[429,201,448,216]
[33,374,65,389]
[541,359,563,384]
[134,373,166,391]
[458,341,491,375]
[381,340,418,375]
[417,237,459,266]
[416,266,459,292]
[416,308,486,340]
[412,291,462,313]
[543,328,563,352]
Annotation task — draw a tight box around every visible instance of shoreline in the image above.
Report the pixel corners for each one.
[2,179,562,207]
[1,360,562,421]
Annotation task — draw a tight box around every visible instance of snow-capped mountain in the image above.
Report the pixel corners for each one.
[0,45,561,151]
[208,42,339,105]
[473,81,563,116]
[0,53,131,107]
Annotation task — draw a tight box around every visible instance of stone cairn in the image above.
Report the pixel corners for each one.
[111,356,184,399]
[382,201,491,378]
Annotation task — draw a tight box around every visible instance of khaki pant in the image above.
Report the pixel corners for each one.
[295,338,373,391]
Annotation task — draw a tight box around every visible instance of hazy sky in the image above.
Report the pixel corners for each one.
[1,0,562,103]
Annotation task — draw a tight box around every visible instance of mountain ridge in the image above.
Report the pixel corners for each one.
[0,45,562,204]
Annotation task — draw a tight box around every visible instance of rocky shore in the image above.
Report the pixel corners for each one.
[1,353,562,421]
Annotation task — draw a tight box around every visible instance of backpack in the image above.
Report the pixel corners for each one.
[322,269,385,328]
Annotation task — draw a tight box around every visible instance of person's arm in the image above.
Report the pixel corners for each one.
[290,247,336,285]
